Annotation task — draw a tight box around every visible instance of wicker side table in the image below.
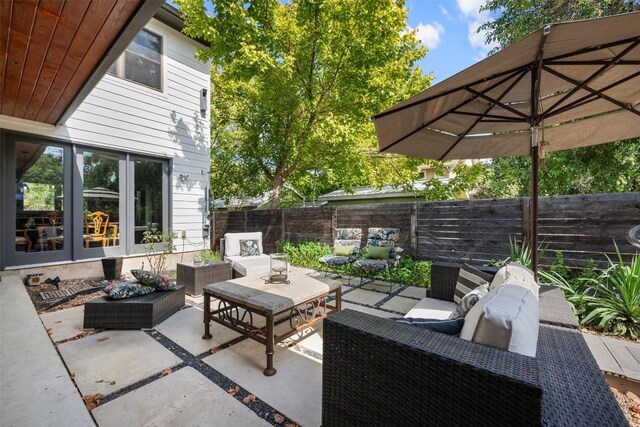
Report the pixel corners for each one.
[177,261,232,296]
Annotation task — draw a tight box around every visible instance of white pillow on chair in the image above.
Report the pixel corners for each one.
[460,283,539,357]
[224,232,263,257]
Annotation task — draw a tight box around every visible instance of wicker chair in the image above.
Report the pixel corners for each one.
[318,228,362,284]
[322,262,626,427]
[352,228,402,292]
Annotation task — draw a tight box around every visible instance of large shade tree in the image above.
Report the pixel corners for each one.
[476,0,640,198]
[176,0,439,207]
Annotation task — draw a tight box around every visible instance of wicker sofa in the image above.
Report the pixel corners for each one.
[322,262,628,427]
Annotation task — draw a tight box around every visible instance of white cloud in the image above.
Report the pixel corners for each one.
[412,21,445,49]
[438,4,452,20]
[455,0,498,58]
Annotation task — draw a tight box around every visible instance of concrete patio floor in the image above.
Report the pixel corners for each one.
[1,272,424,426]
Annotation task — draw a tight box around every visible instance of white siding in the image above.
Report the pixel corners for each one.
[0,18,211,253]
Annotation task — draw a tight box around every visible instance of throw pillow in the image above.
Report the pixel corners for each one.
[393,317,465,335]
[454,264,494,305]
[334,244,355,256]
[108,282,155,300]
[131,269,177,291]
[366,246,392,260]
[239,239,260,256]
[455,284,489,318]
[459,284,539,357]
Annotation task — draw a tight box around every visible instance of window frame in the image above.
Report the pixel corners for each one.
[107,28,164,92]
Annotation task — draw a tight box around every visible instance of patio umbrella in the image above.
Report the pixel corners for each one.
[372,12,640,277]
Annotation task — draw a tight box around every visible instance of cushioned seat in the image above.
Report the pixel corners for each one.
[404,297,458,320]
[225,254,271,277]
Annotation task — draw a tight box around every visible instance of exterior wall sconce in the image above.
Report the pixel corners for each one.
[200,89,207,113]
[179,173,189,182]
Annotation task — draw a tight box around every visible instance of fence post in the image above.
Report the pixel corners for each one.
[281,209,286,241]
[521,197,531,243]
[331,207,337,231]
[411,203,418,257]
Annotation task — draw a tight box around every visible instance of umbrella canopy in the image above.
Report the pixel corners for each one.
[373,12,640,275]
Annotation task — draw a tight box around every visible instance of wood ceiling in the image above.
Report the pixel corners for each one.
[0,0,161,125]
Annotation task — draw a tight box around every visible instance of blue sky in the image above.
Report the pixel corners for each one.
[406,0,497,82]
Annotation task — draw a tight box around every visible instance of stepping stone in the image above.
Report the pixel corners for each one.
[399,286,427,299]
[154,306,246,356]
[361,281,400,293]
[203,334,322,427]
[380,296,419,315]
[343,289,387,306]
[92,367,270,427]
[57,330,182,396]
[39,306,85,342]
[39,289,76,300]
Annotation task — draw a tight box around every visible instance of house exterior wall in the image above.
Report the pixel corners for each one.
[0,18,211,268]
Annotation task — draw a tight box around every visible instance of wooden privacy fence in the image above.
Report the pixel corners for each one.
[213,192,640,267]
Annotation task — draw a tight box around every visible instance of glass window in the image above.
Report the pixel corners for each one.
[15,142,65,252]
[107,29,162,90]
[83,151,120,249]
[134,159,164,244]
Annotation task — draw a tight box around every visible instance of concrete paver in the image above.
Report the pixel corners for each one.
[399,286,427,299]
[343,289,387,305]
[39,305,85,342]
[58,330,182,396]
[1,275,93,427]
[155,306,243,356]
[203,336,323,426]
[92,367,270,427]
[380,296,419,314]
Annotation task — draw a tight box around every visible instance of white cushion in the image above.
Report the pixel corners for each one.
[225,254,271,277]
[460,283,539,357]
[404,297,458,320]
[224,232,263,257]
[490,262,540,298]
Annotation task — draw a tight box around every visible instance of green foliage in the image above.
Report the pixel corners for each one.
[390,257,431,288]
[581,247,640,339]
[491,236,535,269]
[477,141,640,199]
[176,0,433,207]
[142,230,177,275]
[199,249,221,261]
[549,250,570,279]
[539,270,594,321]
[278,240,333,270]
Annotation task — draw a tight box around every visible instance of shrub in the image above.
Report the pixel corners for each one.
[391,257,431,287]
[199,249,221,261]
[581,247,640,339]
[142,229,177,275]
[278,240,333,271]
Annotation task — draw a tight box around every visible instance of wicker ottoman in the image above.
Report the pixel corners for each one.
[177,261,232,296]
[83,286,185,329]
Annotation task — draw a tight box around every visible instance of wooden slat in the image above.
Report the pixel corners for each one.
[36,0,117,122]
[24,0,90,121]
[1,0,37,116]
[602,337,640,381]
[45,0,141,124]
[582,333,623,376]
[11,0,64,117]
[0,0,14,107]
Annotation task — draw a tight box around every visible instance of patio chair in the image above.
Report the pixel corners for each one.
[352,228,401,292]
[84,211,109,248]
[318,228,362,284]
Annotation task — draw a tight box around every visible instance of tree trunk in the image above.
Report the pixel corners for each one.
[272,172,284,209]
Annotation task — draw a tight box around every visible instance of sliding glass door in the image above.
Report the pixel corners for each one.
[2,135,72,265]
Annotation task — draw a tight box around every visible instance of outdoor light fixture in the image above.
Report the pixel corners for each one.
[266,253,290,284]
[200,88,207,113]
[178,173,189,182]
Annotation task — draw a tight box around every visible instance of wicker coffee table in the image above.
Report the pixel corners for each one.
[202,267,341,376]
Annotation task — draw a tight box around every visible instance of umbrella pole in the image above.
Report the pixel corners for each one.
[530,128,539,280]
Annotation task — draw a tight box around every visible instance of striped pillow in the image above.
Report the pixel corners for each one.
[454,264,494,305]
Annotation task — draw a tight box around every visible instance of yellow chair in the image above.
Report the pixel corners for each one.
[84,211,109,248]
